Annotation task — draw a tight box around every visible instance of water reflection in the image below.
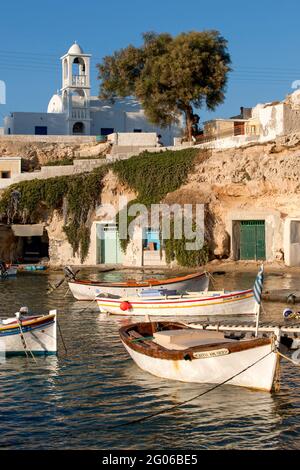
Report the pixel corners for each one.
[0,270,300,449]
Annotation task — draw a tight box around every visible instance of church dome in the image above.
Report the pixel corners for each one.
[47,94,64,113]
[68,42,84,55]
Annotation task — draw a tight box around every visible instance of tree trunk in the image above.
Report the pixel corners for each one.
[184,105,194,142]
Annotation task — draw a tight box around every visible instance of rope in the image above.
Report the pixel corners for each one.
[17,318,37,363]
[76,297,97,315]
[111,350,273,429]
[205,271,217,289]
[277,350,300,366]
[64,287,70,298]
[57,319,67,354]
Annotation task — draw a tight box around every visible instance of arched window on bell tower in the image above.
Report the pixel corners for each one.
[72,57,86,86]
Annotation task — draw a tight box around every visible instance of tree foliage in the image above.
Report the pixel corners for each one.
[98,30,231,140]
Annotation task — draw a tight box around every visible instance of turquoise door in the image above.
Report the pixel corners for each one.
[240,221,266,260]
[96,225,123,264]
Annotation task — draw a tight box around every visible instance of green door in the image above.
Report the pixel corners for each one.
[240,220,266,260]
[96,224,123,264]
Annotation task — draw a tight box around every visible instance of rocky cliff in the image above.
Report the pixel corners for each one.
[164,134,300,257]
[0,137,110,169]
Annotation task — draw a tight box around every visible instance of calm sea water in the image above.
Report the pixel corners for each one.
[1,269,300,450]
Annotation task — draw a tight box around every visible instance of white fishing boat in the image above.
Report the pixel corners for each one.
[0,262,17,278]
[68,271,209,301]
[97,288,256,317]
[6,267,18,277]
[0,309,57,356]
[119,265,285,392]
[119,321,280,391]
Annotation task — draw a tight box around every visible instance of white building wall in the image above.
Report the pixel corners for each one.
[284,218,300,267]
[253,103,285,140]
[4,112,68,135]
[90,108,181,146]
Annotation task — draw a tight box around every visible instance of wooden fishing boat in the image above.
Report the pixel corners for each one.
[68,271,209,301]
[0,263,18,278]
[119,321,280,391]
[97,288,256,317]
[0,310,57,356]
[3,267,18,277]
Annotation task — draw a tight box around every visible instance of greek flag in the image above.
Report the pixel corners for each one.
[253,264,264,305]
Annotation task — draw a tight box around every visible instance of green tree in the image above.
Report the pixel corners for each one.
[97,30,231,140]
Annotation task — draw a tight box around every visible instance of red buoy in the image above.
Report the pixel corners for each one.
[120,301,132,311]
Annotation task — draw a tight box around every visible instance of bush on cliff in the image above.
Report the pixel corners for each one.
[0,147,209,266]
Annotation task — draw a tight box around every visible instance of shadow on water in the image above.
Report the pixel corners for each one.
[1,269,300,449]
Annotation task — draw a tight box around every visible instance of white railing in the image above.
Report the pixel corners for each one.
[71,108,89,119]
[72,75,87,86]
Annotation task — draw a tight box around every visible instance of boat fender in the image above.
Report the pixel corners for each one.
[283,308,294,319]
[120,301,132,311]
[291,348,300,365]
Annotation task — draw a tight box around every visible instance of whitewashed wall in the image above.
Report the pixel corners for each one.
[4,112,68,135]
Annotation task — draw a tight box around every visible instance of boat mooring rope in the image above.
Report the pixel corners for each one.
[277,350,300,366]
[205,271,217,289]
[76,298,98,315]
[17,318,37,363]
[57,319,68,354]
[111,350,274,429]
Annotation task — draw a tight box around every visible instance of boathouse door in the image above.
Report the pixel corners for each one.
[96,224,123,264]
[239,220,266,260]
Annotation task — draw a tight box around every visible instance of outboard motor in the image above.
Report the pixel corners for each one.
[287,293,297,305]
[0,261,7,277]
[63,266,76,280]
[19,306,29,316]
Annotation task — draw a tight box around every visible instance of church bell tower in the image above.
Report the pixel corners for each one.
[61,42,91,135]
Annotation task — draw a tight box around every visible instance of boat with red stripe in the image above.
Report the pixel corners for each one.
[96,288,256,317]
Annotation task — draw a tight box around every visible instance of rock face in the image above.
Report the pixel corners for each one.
[46,170,137,266]
[0,138,110,170]
[2,135,300,266]
[175,140,300,258]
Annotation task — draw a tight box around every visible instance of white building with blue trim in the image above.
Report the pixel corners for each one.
[4,42,182,146]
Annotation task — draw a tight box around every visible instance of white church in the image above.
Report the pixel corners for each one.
[4,42,182,145]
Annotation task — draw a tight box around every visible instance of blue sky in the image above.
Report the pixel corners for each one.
[1,0,300,126]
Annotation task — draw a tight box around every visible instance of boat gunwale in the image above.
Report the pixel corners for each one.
[119,322,273,361]
[97,289,254,305]
[0,314,55,332]
[68,271,207,288]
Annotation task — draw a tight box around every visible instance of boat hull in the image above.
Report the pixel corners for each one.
[0,267,17,277]
[97,290,256,317]
[69,272,209,301]
[0,314,57,356]
[122,340,278,391]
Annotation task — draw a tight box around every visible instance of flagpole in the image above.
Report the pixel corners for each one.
[255,302,260,337]
[253,264,264,338]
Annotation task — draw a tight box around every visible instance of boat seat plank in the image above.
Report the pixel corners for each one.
[153,336,238,351]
